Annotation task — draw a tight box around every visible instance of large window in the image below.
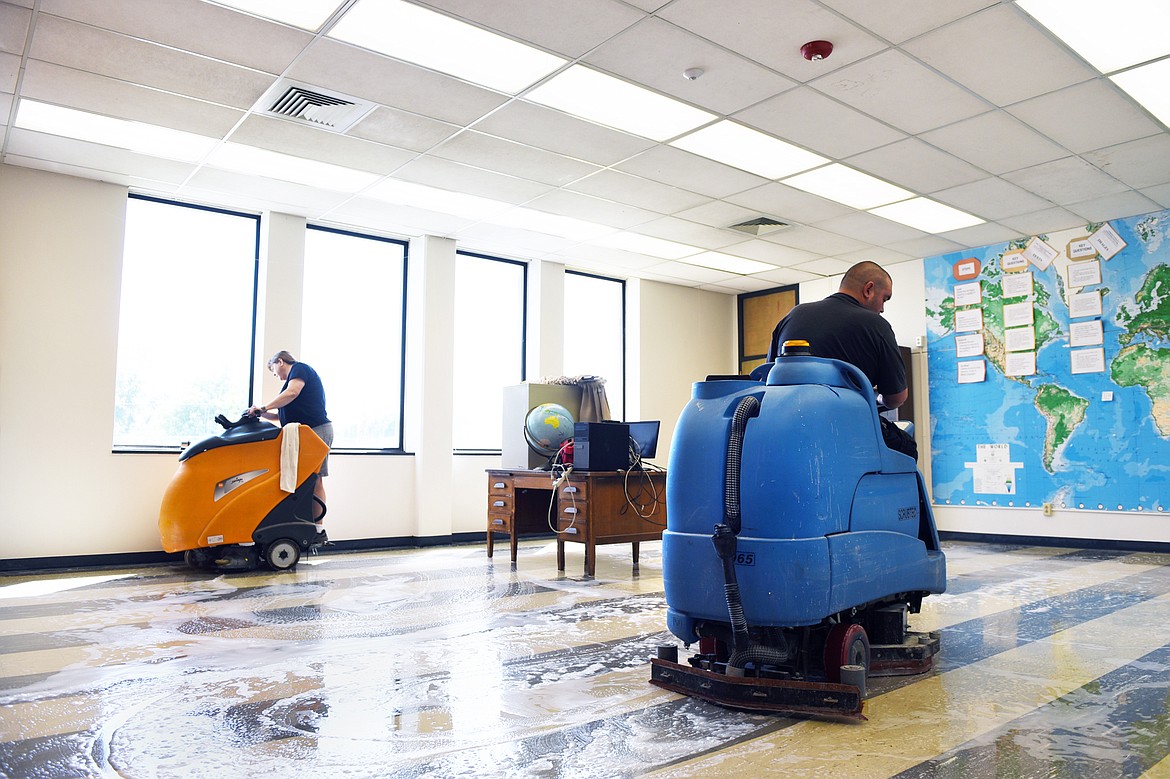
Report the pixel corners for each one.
[114,196,259,449]
[452,251,526,451]
[302,226,407,450]
[564,271,625,421]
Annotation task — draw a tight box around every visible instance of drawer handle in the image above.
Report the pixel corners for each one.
[493,500,505,507]
[491,519,504,525]
[563,507,578,515]
[493,482,505,489]
[563,486,577,494]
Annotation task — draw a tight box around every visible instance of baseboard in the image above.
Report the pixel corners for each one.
[939,530,1170,555]
[0,532,496,574]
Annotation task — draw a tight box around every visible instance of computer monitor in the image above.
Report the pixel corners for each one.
[627,420,660,463]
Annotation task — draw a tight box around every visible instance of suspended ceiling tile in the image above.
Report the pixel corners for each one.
[229,115,416,174]
[584,17,797,115]
[931,176,1053,221]
[884,234,967,258]
[818,0,998,45]
[20,60,245,137]
[814,211,927,245]
[347,106,461,154]
[475,101,655,166]
[702,275,777,293]
[522,189,661,229]
[1066,191,1161,223]
[1081,135,1170,190]
[390,155,553,204]
[1003,156,1130,204]
[644,260,736,284]
[615,145,767,199]
[40,0,313,74]
[429,131,600,187]
[810,49,990,135]
[290,39,509,126]
[415,0,646,59]
[28,14,276,110]
[764,224,868,256]
[846,137,986,194]
[733,86,905,160]
[1141,183,1170,209]
[566,169,710,214]
[939,221,1023,251]
[6,129,198,184]
[1007,80,1163,155]
[453,222,582,255]
[554,243,663,270]
[794,257,854,276]
[750,266,823,285]
[833,246,915,266]
[183,166,355,214]
[904,4,1095,106]
[995,206,1087,237]
[629,215,749,250]
[659,0,887,82]
[0,52,18,92]
[0,3,31,55]
[721,240,820,267]
[672,199,766,230]
[328,196,477,237]
[724,182,853,225]
[921,111,1068,175]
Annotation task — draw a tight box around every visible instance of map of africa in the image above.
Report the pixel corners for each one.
[925,208,1170,513]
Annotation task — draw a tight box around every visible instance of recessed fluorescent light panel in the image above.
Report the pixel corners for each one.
[327,0,565,94]
[596,232,703,260]
[869,197,984,233]
[525,65,716,142]
[1017,0,1170,73]
[781,163,914,210]
[1111,58,1170,127]
[364,178,512,221]
[206,0,342,32]
[670,121,828,179]
[206,142,381,192]
[15,100,218,162]
[682,252,776,275]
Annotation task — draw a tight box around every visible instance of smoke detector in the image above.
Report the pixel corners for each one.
[257,79,376,133]
[728,216,793,236]
[801,40,834,61]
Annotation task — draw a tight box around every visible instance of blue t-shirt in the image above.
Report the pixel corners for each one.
[279,362,330,428]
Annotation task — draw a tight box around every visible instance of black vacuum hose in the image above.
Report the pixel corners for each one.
[712,396,760,657]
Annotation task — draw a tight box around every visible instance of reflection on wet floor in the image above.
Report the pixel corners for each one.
[2,539,1170,778]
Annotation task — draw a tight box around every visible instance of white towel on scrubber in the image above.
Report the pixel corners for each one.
[280,423,300,493]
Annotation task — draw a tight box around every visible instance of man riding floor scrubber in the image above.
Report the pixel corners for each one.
[650,342,946,719]
[159,413,328,571]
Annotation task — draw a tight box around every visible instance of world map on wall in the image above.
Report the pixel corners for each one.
[925,209,1170,513]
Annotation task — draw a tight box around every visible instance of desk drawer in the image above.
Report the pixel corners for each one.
[488,511,512,532]
[488,476,514,497]
[557,480,589,502]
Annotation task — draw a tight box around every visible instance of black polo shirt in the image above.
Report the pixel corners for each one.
[767,292,906,399]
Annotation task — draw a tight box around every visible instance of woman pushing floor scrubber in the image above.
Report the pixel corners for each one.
[158,351,333,571]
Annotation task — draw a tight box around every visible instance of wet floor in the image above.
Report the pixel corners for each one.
[2,539,1170,778]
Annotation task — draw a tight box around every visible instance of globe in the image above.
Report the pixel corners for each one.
[524,403,575,457]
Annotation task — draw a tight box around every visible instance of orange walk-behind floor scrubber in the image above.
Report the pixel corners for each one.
[159,414,329,571]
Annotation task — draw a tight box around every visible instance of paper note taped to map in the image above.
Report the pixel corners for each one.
[965,443,1023,494]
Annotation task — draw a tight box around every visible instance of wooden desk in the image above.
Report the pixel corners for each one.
[486,468,666,577]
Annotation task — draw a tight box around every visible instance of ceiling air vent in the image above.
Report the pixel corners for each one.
[259,80,376,133]
[728,216,792,236]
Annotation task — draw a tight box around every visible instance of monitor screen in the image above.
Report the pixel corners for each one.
[627,420,660,461]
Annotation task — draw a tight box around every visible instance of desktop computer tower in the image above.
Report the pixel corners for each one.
[573,422,628,471]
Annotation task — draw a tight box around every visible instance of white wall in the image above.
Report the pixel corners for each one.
[0,165,736,561]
